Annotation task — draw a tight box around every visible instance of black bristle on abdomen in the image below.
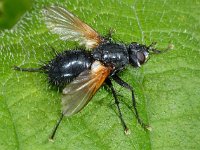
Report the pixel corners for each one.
[41,50,93,88]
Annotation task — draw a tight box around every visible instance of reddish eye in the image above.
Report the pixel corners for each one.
[136,52,145,64]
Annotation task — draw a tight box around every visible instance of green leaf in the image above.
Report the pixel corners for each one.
[0,0,200,149]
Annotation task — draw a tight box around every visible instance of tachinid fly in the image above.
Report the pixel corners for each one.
[14,6,168,140]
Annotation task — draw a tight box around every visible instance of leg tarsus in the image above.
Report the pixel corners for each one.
[112,75,150,131]
[106,78,129,134]
[105,28,115,42]
[49,113,64,140]
[107,28,115,38]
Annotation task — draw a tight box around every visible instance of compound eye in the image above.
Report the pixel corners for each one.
[136,52,145,64]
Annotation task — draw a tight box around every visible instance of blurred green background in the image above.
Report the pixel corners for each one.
[0,0,32,30]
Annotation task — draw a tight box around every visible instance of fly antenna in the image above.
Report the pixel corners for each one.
[148,42,174,54]
[49,113,64,141]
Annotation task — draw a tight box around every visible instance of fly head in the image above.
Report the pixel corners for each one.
[128,42,150,67]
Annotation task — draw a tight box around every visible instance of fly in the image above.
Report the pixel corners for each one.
[14,6,170,140]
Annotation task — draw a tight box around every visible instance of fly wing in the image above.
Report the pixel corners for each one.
[42,6,102,49]
[62,61,112,116]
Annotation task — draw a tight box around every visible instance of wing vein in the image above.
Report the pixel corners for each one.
[43,6,102,49]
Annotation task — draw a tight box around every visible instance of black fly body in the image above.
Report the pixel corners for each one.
[14,6,168,140]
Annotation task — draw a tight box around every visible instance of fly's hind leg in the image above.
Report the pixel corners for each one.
[13,66,43,72]
[112,75,151,131]
[106,78,130,135]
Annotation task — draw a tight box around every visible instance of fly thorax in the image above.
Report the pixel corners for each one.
[92,43,129,72]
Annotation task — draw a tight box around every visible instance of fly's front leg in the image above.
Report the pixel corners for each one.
[112,75,151,131]
[106,78,130,135]
[104,28,115,42]
[49,113,64,140]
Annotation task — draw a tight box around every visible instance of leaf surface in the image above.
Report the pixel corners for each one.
[0,0,199,149]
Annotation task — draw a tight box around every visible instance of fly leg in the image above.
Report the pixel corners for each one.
[13,66,43,72]
[49,113,64,140]
[104,28,115,42]
[106,78,130,134]
[112,75,151,131]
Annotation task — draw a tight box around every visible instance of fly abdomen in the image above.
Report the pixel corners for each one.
[42,50,93,87]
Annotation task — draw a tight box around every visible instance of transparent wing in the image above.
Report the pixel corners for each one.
[62,61,111,116]
[42,6,102,49]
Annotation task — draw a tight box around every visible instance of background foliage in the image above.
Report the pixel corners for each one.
[0,0,32,29]
[0,0,199,149]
